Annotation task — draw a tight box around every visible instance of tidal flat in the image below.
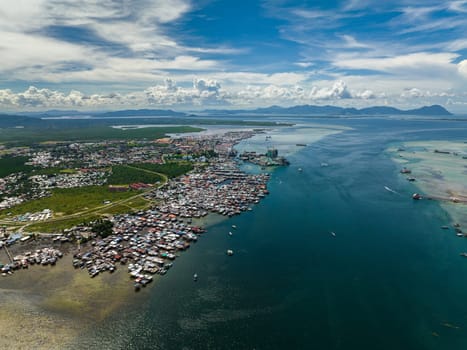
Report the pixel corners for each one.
[388,140,467,226]
[0,249,139,349]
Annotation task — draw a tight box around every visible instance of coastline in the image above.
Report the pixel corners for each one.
[0,123,349,348]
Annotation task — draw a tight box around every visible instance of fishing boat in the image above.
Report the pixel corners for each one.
[400,167,412,174]
[330,231,336,237]
[298,168,303,172]
[412,193,422,200]
[226,249,234,256]
[460,252,467,257]
[228,231,233,236]
[232,225,237,229]
[193,273,198,281]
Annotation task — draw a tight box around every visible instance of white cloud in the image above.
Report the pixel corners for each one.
[354,90,375,99]
[448,0,467,13]
[340,35,369,49]
[309,80,351,100]
[0,78,462,111]
[294,62,314,68]
[400,88,424,98]
[458,59,467,78]
[334,52,459,73]
[0,0,230,85]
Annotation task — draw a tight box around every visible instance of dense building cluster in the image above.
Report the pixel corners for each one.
[0,129,286,289]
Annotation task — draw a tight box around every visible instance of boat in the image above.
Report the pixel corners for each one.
[228,231,233,236]
[226,249,234,256]
[400,167,412,174]
[320,162,329,167]
[134,283,141,291]
[193,273,198,281]
[384,186,397,194]
[456,233,464,237]
[298,168,303,172]
[441,226,449,230]
[296,143,307,147]
[412,193,422,200]
[406,177,416,182]
[330,231,336,237]
[232,225,237,229]
[460,253,467,257]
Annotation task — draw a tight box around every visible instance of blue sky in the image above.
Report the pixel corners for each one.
[1,0,467,111]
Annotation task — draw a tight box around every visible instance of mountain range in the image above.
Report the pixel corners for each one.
[202,104,452,116]
[0,104,453,128]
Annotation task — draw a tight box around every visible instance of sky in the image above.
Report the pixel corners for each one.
[1,0,467,112]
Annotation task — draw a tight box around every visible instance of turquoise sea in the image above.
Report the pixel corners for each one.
[73,116,467,349]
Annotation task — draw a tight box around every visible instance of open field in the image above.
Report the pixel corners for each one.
[0,186,138,219]
[108,165,163,185]
[24,193,152,232]
[130,162,193,178]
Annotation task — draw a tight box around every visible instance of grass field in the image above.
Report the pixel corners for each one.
[108,165,163,185]
[0,186,137,218]
[130,162,193,178]
[25,194,151,232]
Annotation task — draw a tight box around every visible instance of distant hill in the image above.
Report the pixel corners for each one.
[16,109,86,118]
[6,104,452,122]
[0,114,44,127]
[203,104,452,116]
[96,109,186,118]
[16,108,186,119]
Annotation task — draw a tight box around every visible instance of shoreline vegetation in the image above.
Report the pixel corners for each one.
[0,125,205,146]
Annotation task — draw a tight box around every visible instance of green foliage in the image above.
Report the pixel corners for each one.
[91,219,114,238]
[108,165,163,185]
[0,156,33,177]
[130,162,193,178]
[0,126,204,146]
[0,185,136,218]
[31,167,77,175]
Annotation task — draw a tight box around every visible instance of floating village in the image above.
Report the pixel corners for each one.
[0,130,285,290]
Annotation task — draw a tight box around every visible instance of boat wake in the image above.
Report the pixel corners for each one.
[384,186,400,195]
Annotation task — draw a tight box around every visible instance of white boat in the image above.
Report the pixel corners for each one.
[193,273,198,281]
[298,168,303,172]
[228,231,233,236]
[232,225,237,229]
[226,249,234,256]
[330,231,336,237]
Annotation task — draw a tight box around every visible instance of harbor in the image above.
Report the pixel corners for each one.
[0,131,274,289]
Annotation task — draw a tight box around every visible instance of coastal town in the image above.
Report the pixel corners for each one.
[0,129,286,289]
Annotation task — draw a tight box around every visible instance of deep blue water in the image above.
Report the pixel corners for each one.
[74,117,467,349]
